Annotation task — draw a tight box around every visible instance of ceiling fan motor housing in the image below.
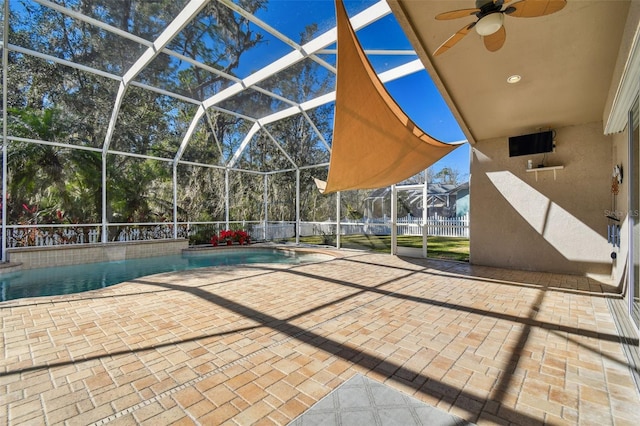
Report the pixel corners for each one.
[476,0,503,12]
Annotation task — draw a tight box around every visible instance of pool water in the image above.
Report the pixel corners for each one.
[0,249,329,302]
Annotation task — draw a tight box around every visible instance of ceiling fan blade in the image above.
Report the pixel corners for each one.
[435,8,480,20]
[434,23,474,56]
[508,0,566,18]
[484,25,506,52]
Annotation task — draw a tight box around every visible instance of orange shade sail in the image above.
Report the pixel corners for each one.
[317,0,462,194]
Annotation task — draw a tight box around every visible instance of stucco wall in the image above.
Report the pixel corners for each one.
[6,239,189,270]
[470,122,612,276]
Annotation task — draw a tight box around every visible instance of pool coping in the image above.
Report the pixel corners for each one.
[0,244,345,307]
[1,239,189,272]
[182,243,348,262]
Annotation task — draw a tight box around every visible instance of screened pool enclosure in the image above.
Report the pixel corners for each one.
[0,0,463,260]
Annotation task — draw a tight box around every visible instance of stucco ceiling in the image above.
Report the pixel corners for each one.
[388,0,631,143]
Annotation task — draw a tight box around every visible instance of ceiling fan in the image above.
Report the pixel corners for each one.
[433,0,567,56]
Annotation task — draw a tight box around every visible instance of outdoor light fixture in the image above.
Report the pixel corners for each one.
[475,13,504,36]
[507,74,522,84]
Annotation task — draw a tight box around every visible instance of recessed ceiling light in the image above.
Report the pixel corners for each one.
[507,74,522,84]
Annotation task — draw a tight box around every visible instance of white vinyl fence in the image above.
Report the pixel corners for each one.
[305,213,469,239]
[400,214,469,238]
[3,214,468,249]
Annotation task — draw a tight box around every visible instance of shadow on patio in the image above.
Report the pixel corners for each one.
[1,252,638,425]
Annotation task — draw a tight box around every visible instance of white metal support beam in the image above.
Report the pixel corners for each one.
[101,153,109,243]
[301,109,331,151]
[9,44,121,82]
[296,169,300,245]
[123,0,209,85]
[6,137,101,152]
[261,127,298,169]
[263,174,268,241]
[225,169,230,230]
[423,173,428,258]
[204,109,226,160]
[174,106,258,165]
[33,0,152,48]
[299,163,330,170]
[224,119,301,172]
[103,83,127,156]
[391,185,397,255]
[218,0,300,52]
[318,48,416,56]
[130,81,201,105]
[227,123,261,169]
[336,192,341,249]
[178,160,226,170]
[628,106,635,316]
[2,0,9,262]
[173,162,178,239]
[174,105,207,162]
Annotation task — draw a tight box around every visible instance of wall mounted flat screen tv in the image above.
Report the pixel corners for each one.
[508,130,554,157]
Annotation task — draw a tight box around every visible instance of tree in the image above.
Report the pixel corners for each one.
[431,167,463,185]
[6,107,102,224]
[5,0,268,227]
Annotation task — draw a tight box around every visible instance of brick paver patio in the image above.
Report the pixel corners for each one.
[1,250,639,425]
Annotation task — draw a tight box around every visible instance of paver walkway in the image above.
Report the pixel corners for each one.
[1,250,639,425]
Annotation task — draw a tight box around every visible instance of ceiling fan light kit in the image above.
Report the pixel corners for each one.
[476,13,503,36]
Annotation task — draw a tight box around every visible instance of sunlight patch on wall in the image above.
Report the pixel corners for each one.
[472,147,493,163]
[487,171,608,263]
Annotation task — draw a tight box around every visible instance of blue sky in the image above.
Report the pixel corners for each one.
[386,72,470,181]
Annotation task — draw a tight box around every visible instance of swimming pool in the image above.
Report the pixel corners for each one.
[0,248,330,302]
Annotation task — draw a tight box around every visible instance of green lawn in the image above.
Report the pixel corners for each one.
[289,234,469,262]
